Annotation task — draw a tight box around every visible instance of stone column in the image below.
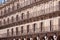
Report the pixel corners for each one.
[30,38,33,40]
[37,37,40,40]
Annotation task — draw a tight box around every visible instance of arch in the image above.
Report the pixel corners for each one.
[16,15,19,21]
[1,11,3,16]
[16,27,18,35]
[27,25,29,33]
[12,5,14,11]
[21,26,23,33]
[11,28,14,35]
[7,18,9,23]
[11,16,14,22]
[0,21,2,25]
[27,11,29,18]
[3,19,6,24]
[40,22,43,32]
[4,8,6,13]
[33,23,37,32]
[21,13,24,19]
[8,7,10,12]
[7,29,9,36]
[17,3,19,9]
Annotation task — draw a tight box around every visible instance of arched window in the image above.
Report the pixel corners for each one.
[27,25,29,33]
[11,28,13,35]
[4,9,6,14]
[17,3,19,9]
[8,7,10,12]
[40,22,43,32]
[0,21,2,25]
[27,11,29,19]
[16,27,18,35]
[3,19,6,24]
[16,15,19,21]
[7,18,9,23]
[21,26,23,33]
[33,23,36,32]
[50,20,52,31]
[21,13,24,19]
[1,11,2,16]
[11,16,14,22]
[7,29,9,36]
[12,3,14,11]
[12,6,14,11]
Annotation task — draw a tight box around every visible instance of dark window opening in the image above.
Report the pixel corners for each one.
[50,20,52,31]
[27,11,29,19]
[12,5,14,11]
[0,21,2,25]
[41,22,43,32]
[17,3,19,9]
[7,29,9,36]
[27,25,29,33]
[16,15,19,21]
[4,9,6,14]
[11,28,13,35]
[1,11,2,16]
[11,16,14,22]
[33,23,36,32]
[8,7,10,12]
[7,18,9,23]
[21,13,24,19]
[21,26,23,33]
[3,19,6,24]
[16,27,18,35]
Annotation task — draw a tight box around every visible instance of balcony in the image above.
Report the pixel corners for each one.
[0,3,60,27]
[0,25,59,38]
[0,0,52,18]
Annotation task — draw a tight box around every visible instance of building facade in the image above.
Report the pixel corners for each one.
[0,0,60,40]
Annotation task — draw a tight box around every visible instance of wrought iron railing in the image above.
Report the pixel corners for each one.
[0,26,59,38]
[0,4,60,27]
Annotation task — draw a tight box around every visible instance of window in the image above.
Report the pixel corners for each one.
[16,27,18,35]
[11,16,14,22]
[11,28,13,35]
[27,25,29,33]
[17,3,19,9]
[3,19,6,24]
[8,7,10,12]
[16,15,19,21]
[50,20,52,31]
[12,6,14,10]
[33,23,36,32]
[21,26,23,33]
[1,11,2,16]
[27,11,29,18]
[7,29,9,36]
[7,18,9,23]
[21,13,24,19]
[12,3,14,11]
[0,21,2,25]
[41,22,43,32]
[4,9,6,14]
